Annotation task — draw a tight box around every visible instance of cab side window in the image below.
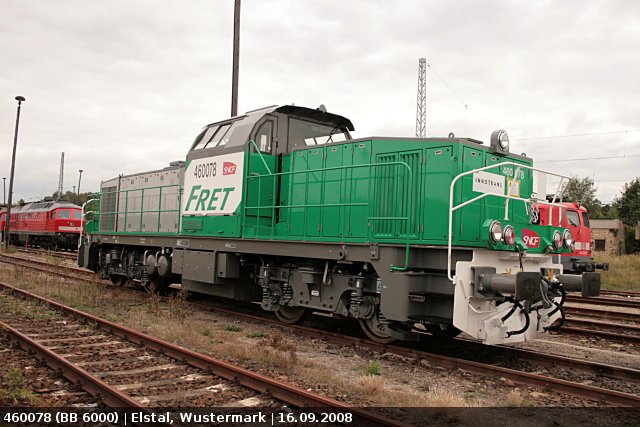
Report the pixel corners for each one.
[581,212,590,227]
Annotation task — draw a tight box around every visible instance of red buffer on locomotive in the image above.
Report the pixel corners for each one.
[534,200,608,274]
[0,201,83,250]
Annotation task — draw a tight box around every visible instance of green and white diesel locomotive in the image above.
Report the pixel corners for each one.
[78,105,600,345]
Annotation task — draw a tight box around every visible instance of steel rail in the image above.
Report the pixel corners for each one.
[0,319,146,409]
[565,318,640,334]
[564,306,640,323]
[566,295,640,309]
[0,281,408,427]
[601,289,640,298]
[16,247,77,260]
[557,326,640,345]
[0,253,98,282]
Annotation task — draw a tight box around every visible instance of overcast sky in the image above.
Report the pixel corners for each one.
[1,0,638,204]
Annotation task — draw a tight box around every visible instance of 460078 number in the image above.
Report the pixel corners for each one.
[194,162,216,179]
[4,413,51,423]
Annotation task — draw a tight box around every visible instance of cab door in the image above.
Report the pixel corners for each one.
[245,117,278,235]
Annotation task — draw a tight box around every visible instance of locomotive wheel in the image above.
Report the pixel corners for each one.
[110,275,127,287]
[427,324,462,339]
[275,306,307,324]
[358,316,396,344]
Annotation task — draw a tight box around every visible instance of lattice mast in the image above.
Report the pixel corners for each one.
[416,58,427,138]
[57,152,64,200]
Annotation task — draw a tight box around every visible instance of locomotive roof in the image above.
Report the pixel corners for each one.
[190,104,354,153]
[204,105,354,132]
[290,135,533,161]
[13,201,81,213]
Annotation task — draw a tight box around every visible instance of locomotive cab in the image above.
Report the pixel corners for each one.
[188,105,354,155]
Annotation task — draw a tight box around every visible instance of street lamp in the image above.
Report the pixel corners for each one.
[4,96,25,250]
[77,169,83,195]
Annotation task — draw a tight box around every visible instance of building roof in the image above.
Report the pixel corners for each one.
[590,219,625,230]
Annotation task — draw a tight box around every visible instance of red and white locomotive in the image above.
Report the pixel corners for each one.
[535,201,608,273]
[0,201,83,250]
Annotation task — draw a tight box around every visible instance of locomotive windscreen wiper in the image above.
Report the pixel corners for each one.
[320,124,342,144]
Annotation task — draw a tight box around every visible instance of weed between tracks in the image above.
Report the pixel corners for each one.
[0,368,39,405]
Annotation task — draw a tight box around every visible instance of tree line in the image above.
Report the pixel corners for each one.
[565,176,640,253]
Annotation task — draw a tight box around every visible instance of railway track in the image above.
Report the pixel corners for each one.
[0,282,406,427]
[2,252,640,406]
[601,289,640,298]
[563,306,640,323]
[0,253,99,282]
[7,251,639,346]
[566,294,640,310]
[16,247,77,261]
[555,317,640,345]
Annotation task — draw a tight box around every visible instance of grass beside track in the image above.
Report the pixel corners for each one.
[595,253,640,291]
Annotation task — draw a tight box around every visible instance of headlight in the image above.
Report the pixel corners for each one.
[563,229,573,248]
[498,132,509,150]
[552,230,563,250]
[503,225,516,246]
[490,129,510,153]
[489,221,503,244]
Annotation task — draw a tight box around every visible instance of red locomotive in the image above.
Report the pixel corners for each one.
[0,201,83,250]
[535,201,608,273]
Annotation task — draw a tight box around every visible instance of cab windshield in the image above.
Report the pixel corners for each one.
[566,210,580,227]
[289,118,349,146]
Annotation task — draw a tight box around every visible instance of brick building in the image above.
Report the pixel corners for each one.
[590,219,626,255]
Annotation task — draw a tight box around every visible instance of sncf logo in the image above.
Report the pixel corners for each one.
[522,228,540,248]
[223,162,237,175]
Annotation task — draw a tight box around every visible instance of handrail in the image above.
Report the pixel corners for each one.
[244,140,415,271]
[97,184,181,235]
[447,161,572,282]
[78,198,97,249]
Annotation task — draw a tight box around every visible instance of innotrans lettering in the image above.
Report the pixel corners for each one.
[474,176,504,189]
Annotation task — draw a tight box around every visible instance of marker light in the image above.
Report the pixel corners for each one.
[503,225,516,246]
[553,230,563,250]
[563,229,574,249]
